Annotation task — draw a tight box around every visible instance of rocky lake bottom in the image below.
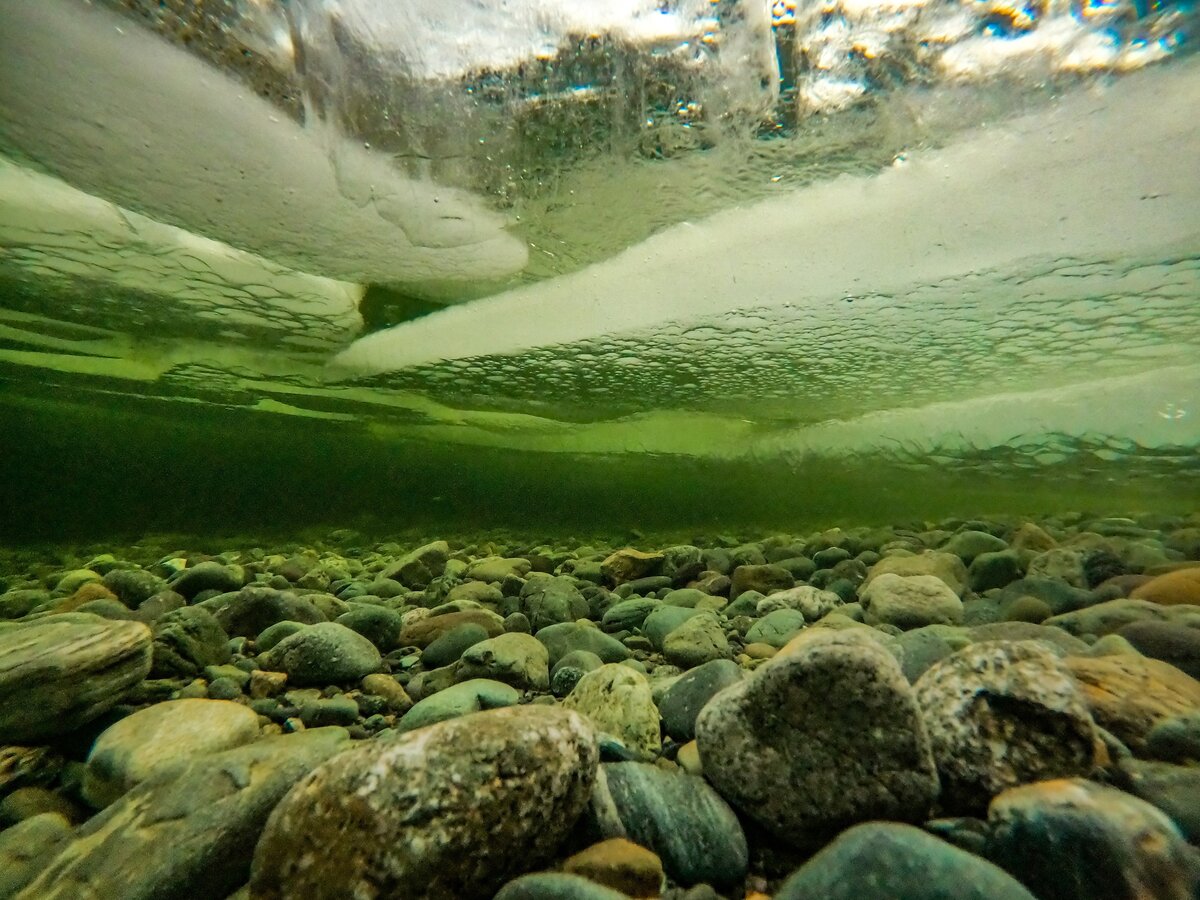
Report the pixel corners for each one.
[1,512,1199,899]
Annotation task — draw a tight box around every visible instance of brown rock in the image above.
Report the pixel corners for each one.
[397,609,505,648]
[1067,654,1200,751]
[601,549,665,586]
[729,565,793,600]
[563,838,664,897]
[361,673,413,714]
[250,706,598,900]
[248,670,287,699]
[1131,569,1200,607]
[1009,522,1057,553]
[863,551,968,597]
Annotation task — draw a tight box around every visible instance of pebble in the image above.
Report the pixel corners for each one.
[1145,710,1200,763]
[212,587,325,638]
[537,622,632,666]
[495,872,633,900]
[169,561,243,599]
[658,659,744,741]
[696,629,938,844]
[563,837,664,897]
[259,622,382,686]
[744,608,806,648]
[334,603,404,652]
[860,573,964,629]
[1117,620,1200,678]
[250,707,597,900]
[1130,568,1200,606]
[149,607,231,677]
[863,551,968,596]
[0,812,76,898]
[421,622,490,668]
[397,677,521,731]
[662,613,731,669]
[457,632,551,691]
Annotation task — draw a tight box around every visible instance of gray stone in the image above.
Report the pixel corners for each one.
[380,541,449,589]
[744,609,806,648]
[259,622,381,686]
[457,632,550,691]
[82,699,261,808]
[253,621,306,652]
[536,622,632,666]
[729,565,793,600]
[1118,621,1200,679]
[421,623,490,668]
[642,607,705,651]
[967,622,1090,655]
[563,665,661,759]
[250,707,598,900]
[18,728,350,900]
[102,569,168,607]
[150,607,231,678]
[1026,548,1087,588]
[494,873,630,900]
[914,641,1098,812]
[663,614,730,669]
[600,598,659,633]
[334,604,404,652]
[0,616,152,743]
[170,562,243,600]
[590,762,747,888]
[776,822,1037,900]
[695,629,938,844]
[861,574,963,629]
[1146,711,1200,763]
[864,551,968,596]
[659,659,744,742]
[212,588,325,639]
[944,530,1009,564]
[521,576,590,632]
[969,551,1024,593]
[397,678,521,732]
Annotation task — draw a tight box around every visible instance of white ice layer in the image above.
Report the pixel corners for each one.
[331,56,1200,375]
[0,0,528,286]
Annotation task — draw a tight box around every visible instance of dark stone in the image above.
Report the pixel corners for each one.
[1118,621,1200,679]
[212,588,325,639]
[335,604,404,652]
[1083,549,1130,588]
[535,622,632,666]
[773,557,817,581]
[102,569,168,607]
[169,562,242,600]
[422,623,490,668]
[521,576,590,632]
[812,547,852,569]
[659,659,744,741]
[494,873,630,900]
[1117,759,1200,842]
[969,551,1024,593]
[1146,711,1200,764]
[151,607,231,678]
[729,565,793,600]
[993,578,1090,616]
[591,762,748,888]
[776,823,1036,900]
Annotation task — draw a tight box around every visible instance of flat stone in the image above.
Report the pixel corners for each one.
[259,622,382,687]
[457,632,550,691]
[20,728,350,900]
[861,573,964,629]
[537,622,633,667]
[465,556,532,582]
[250,707,598,900]
[421,622,490,668]
[396,678,521,732]
[563,665,661,759]
[775,822,1037,900]
[985,778,1200,900]
[696,629,938,844]
[659,659,744,742]
[944,530,1009,564]
[83,698,261,808]
[1045,598,1192,637]
[864,551,968,596]
[334,604,404,652]
[967,622,1089,655]
[601,598,659,633]
[914,641,1098,813]
[588,762,747,888]
[1066,653,1200,751]
[745,609,807,648]
[0,615,152,743]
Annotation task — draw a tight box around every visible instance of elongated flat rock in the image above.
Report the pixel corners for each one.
[0,615,152,742]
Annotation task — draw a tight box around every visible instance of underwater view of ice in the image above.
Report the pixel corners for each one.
[0,0,1198,535]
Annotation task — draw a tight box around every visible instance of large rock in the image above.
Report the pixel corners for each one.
[0,812,75,898]
[335,604,404,652]
[169,562,243,600]
[82,699,262,808]
[562,665,661,758]
[150,607,230,677]
[914,641,1098,812]
[250,707,598,900]
[600,598,659,633]
[641,606,705,651]
[18,728,350,900]
[1130,568,1200,606]
[775,822,1037,900]
[457,633,550,691]
[1066,654,1200,751]
[695,629,938,843]
[986,779,1200,900]
[601,549,664,586]
[0,615,152,743]
[587,762,747,888]
[259,622,381,686]
[861,573,964,629]
[729,564,793,600]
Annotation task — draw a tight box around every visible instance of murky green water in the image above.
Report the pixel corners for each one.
[1,0,1198,543]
